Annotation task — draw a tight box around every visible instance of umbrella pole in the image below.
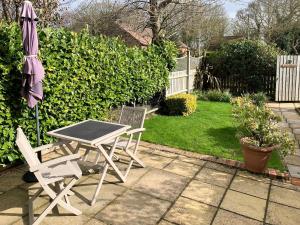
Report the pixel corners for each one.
[35,103,42,161]
[22,103,42,183]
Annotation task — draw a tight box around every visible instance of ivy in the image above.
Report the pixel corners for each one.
[0,22,177,164]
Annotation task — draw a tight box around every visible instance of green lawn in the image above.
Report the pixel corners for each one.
[143,101,284,171]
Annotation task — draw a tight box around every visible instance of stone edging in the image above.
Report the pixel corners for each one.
[139,141,290,182]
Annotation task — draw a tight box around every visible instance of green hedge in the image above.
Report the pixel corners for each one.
[207,40,282,94]
[0,23,177,164]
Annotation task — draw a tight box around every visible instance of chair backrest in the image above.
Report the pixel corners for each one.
[119,106,147,129]
[16,127,40,169]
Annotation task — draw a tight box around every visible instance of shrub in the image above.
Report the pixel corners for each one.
[195,90,232,102]
[249,92,268,107]
[0,23,177,164]
[165,94,197,116]
[207,40,282,95]
[231,96,294,157]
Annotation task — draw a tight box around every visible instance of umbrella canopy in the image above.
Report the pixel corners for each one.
[20,0,45,108]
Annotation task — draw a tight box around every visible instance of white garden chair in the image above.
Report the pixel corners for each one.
[103,106,147,178]
[16,127,82,225]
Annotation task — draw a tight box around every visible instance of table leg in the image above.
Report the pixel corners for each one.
[90,136,125,205]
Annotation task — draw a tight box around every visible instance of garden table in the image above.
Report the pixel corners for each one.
[47,119,131,204]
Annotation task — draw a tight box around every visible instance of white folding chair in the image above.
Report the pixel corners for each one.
[16,127,82,225]
[104,106,147,178]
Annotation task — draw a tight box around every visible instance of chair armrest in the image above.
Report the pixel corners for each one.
[30,154,81,172]
[126,128,145,135]
[33,141,65,153]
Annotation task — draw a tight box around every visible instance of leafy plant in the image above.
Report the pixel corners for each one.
[207,40,283,95]
[248,92,268,107]
[195,90,232,102]
[231,96,294,157]
[165,93,197,116]
[0,22,177,164]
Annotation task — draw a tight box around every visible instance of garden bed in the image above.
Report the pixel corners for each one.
[143,101,284,171]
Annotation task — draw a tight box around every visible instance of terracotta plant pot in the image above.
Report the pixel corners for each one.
[240,138,278,173]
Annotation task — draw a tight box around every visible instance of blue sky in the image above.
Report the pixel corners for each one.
[224,0,250,18]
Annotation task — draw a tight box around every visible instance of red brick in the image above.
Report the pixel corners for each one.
[268,169,277,179]
[291,177,300,186]
[238,162,246,169]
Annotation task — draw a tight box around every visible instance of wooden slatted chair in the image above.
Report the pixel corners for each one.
[16,127,82,225]
[104,106,147,178]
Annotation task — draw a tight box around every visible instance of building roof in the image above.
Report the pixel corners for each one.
[117,22,152,46]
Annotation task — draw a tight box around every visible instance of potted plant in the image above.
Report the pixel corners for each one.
[231,96,294,173]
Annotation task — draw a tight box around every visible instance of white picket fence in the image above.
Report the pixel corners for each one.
[276,55,300,102]
[166,52,201,96]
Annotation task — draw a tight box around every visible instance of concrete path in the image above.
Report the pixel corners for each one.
[267,103,300,184]
[0,144,300,225]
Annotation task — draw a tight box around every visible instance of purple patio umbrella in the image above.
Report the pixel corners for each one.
[20,1,45,181]
[20,0,45,108]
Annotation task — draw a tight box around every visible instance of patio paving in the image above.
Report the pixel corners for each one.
[267,102,300,184]
[0,144,300,225]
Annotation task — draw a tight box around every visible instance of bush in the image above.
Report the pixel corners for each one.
[231,96,294,157]
[195,90,232,102]
[249,92,268,107]
[165,94,197,116]
[207,40,282,95]
[0,23,177,164]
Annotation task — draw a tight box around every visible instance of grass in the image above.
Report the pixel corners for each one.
[143,101,284,171]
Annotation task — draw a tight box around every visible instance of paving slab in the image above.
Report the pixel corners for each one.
[163,159,200,178]
[266,202,300,225]
[278,122,289,128]
[287,119,300,124]
[212,209,262,225]
[280,103,296,109]
[151,150,179,159]
[236,171,270,184]
[177,155,206,166]
[71,179,126,216]
[40,214,90,225]
[95,189,170,225]
[281,113,299,120]
[85,218,107,225]
[133,168,189,201]
[164,197,217,225]
[139,153,173,169]
[285,155,300,166]
[196,167,233,187]
[293,128,300,134]
[0,188,33,225]
[272,180,300,191]
[90,166,150,188]
[204,162,236,174]
[221,190,266,221]
[266,103,280,108]
[290,122,300,129]
[270,185,300,209]
[287,164,300,178]
[0,169,25,192]
[182,179,226,206]
[230,176,269,199]
[158,220,175,225]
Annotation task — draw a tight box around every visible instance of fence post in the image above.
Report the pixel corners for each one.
[187,50,190,93]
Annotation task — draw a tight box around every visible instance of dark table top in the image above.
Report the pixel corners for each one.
[47,120,129,144]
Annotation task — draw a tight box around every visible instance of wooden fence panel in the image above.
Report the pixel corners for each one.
[276,55,300,102]
[166,54,201,97]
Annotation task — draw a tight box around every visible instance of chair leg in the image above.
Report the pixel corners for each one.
[125,149,145,168]
[32,179,81,225]
[28,188,43,225]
